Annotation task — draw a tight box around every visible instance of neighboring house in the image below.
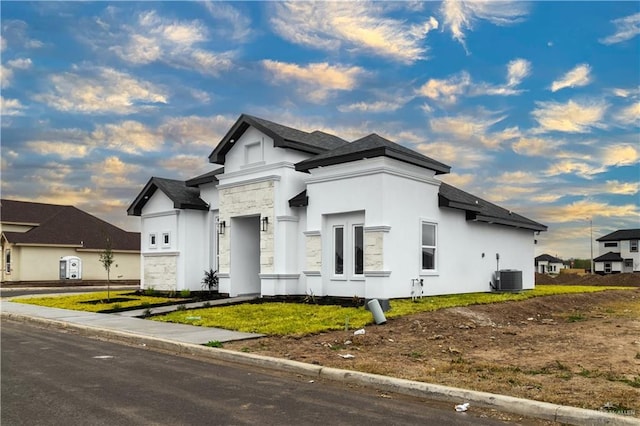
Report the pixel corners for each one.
[1,199,140,284]
[535,254,565,274]
[593,229,640,274]
[128,114,546,299]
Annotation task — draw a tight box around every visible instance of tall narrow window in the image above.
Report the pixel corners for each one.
[421,222,437,271]
[353,225,364,275]
[5,249,11,274]
[149,233,157,248]
[334,226,344,275]
[631,240,638,252]
[604,262,612,273]
[162,232,170,247]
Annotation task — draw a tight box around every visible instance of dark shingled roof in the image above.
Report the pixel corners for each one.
[127,177,208,216]
[1,199,139,250]
[438,182,547,232]
[209,114,349,164]
[593,251,624,262]
[289,190,309,208]
[295,133,451,174]
[596,229,640,242]
[186,168,224,187]
[535,254,564,264]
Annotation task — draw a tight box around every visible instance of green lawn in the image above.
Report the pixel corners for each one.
[11,291,177,313]
[12,285,631,336]
[153,285,630,336]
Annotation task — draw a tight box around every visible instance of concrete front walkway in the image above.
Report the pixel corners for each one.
[1,298,263,344]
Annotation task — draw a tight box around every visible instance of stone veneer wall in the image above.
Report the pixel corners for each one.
[304,232,322,272]
[218,180,275,274]
[143,255,177,290]
[364,231,384,271]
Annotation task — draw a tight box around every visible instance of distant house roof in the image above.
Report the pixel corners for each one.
[1,199,139,250]
[208,114,349,164]
[295,133,451,174]
[593,251,624,262]
[438,183,547,232]
[535,254,563,264]
[127,177,208,216]
[596,229,640,242]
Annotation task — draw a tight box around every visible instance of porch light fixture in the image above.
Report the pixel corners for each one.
[261,216,269,232]
[218,220,226,235]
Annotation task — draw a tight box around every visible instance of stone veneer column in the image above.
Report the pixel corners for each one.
[304,231,322,272]
[363,226,391,274]
[218,180,276,275]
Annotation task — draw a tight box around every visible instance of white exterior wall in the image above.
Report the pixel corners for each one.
[303,157,536,299]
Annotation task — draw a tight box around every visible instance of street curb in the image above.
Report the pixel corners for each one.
[3,312,636,426]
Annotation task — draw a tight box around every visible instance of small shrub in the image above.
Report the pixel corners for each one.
[112,303,122,310]
[143,287,157,297]
[204,340,223,348]
[202,269,219,293]
[567,313,585,322]
[176,304,187,311]
[142,308,153,318]
[202,301,211,308]
[180,289,191,298]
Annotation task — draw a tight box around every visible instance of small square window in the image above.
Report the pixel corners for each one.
[162,232,170,247]
[149,233,157,248]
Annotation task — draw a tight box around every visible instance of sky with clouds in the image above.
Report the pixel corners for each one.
[1,1,638,259]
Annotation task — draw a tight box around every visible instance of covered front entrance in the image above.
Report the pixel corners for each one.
[230,215,261,296]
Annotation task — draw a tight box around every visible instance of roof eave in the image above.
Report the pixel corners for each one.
[471,214,547,232]
[127,180,158,217]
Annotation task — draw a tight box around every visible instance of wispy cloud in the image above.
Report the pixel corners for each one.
[1,20,43,50]
[91,120,161,154]
[602,143,639,167]
[202,1,252,42]
[417,142,490,169]
[0,96,25,116]
[531,99,608,133]
[534,199,639,224]
[512,136,563,156]
[440,0,529,51]
[429,111,516,148]
[94,10,235,77]
[33,66,167,114]
[270,2,438,64]
[418,58,531,105]
[616,101,640,125]
[338,98,410,113]
[26,141,89,159]
[599,12,640,45]
[262,60,365,102]
[551,64,592,92]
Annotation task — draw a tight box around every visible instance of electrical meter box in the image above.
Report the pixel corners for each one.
[59,256,82,280]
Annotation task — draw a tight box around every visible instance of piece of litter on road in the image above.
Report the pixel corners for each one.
[353,328,365,335]
[92,355,114,359]
[455,403,469,412]
[339,354,355,359]
[308,380,315,383]
[527,317,534,321]
[185,316,201,320]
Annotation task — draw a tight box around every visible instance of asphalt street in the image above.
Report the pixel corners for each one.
[1,321,509,426]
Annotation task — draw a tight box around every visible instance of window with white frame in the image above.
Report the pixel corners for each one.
[5,249,11,274]
[624,259,633,268]
[421,222,437,271]
[604,262,612,273]
[149,233,157,248]
[353,225,364,276]
[334,226,344,275]
[162,232,170,247]
[631,240,638,252]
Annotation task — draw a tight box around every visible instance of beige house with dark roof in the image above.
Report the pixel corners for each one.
[1,200,140,284]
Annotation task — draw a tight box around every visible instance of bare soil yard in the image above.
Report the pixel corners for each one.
[226,275,640,419]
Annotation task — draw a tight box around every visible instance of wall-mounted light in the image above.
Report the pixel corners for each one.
[218,220,226,235]
[261,216,269,232]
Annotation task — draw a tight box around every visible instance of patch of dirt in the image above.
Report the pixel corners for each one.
[535,272,640,286]
[225,286,640,418]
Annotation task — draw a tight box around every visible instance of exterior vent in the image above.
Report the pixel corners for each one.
[497,269,522,291]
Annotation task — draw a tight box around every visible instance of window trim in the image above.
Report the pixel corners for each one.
[244,140,263,165]
[420,220,438,274]
[149,233,157,249]
[333,225,345,277]
[630,240,638,252]
[5,249,11,274]
[604,262,612,273]
[353,224,364,277]
[161,232,171,248]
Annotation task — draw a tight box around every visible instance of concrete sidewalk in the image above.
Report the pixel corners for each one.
[1,299,263,344]
[1,297,637,425]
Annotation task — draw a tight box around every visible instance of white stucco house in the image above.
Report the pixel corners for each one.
[593,229,640,274]
[534,254,566,274]
[128,114,546,299]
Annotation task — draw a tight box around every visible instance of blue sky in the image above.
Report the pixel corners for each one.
[1,1,638,259]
